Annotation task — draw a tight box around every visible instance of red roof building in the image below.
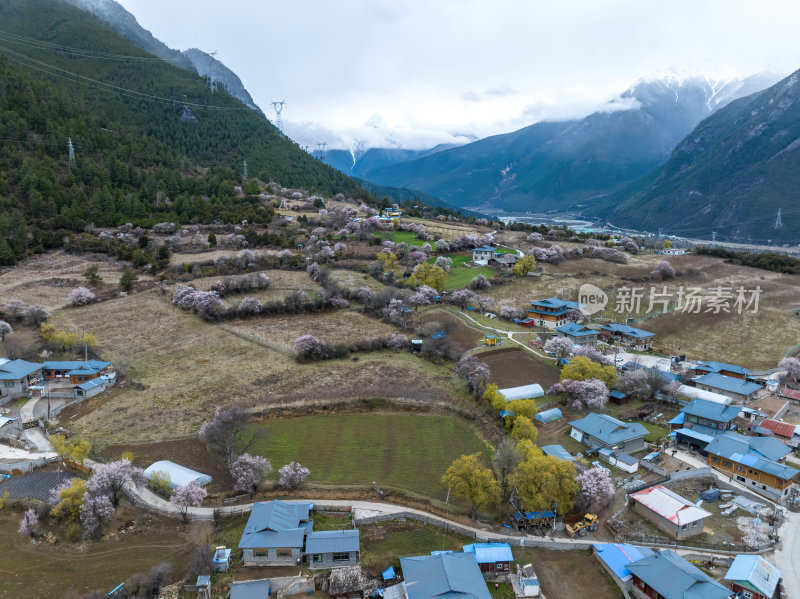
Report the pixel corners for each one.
[760,419,797,439]
[780,388,800,401]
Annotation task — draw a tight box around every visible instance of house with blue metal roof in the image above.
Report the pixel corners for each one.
[238,500,314,565]
[42,359,111,384]
[704,433,797,501]
[626,549,733,599]
[599,322,655,350]
[569,412,648,452]
[693,373,761,402]
[555,322,598,346]
[306,529,360,569]
[399,553,491,599]
[527,297,581,329]
[541,444,574,461]
[692,361,750,380]
[462,543,513,574]
[680,399,740,435]
[723,555,780,599]
[230,578,270,599]
[0,359,42,403]
[593,543,654,590]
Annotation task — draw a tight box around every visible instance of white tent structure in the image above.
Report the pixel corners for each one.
[675,385,731,404]
[144,460,212,489]
[498,384,544,401]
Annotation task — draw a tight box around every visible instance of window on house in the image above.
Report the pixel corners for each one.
[688,417,698,423]
[722,460,732,468]
[737,476,745,482]
[742,591,752,599]
[681,524,687,529]
[332,553,350,562]
[736,465,745,473]
[254,550,267,557]
[692,521,698,527]
[4,382,13,387]
[711,456,720,464]
[312,554,323,563]
[277,550,292,558]
[761,485,767,490]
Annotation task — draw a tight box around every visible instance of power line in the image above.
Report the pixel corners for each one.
[0,29,181,62]
[0,44,248,111]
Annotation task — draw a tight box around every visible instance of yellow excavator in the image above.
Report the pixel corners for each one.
[566,513,598,537]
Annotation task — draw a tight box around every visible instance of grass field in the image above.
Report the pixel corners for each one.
[50,290,464,446]
[641,421,669,444]
[0,512,191,599]
[360,520,473,563]
[427,253,496,290]
[0,251,149,312]
[390,231,426,247]
[240,412,491,499]
[229,310,398,351]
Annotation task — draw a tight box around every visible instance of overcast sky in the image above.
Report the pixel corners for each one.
[118,0,800,150]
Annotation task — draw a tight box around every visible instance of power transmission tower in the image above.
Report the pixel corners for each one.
[270,100,286,132]
[68,137,76,171]
[775,208,783,229]
[711,231,717,243]
[242,159,248,180]
[316,142,327,154]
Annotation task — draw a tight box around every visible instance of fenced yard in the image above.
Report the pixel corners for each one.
[239,412,491,500]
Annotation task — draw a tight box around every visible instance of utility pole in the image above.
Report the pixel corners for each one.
[775,208,783,229]
[242,159,248,180]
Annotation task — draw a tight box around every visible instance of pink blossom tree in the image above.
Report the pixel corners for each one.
[0,320,12,342]
[449,288,476,310]
[434,256,453,271]
[279,462,310,489]
[4,299,24,319]
[170,481,208,522]
[238,297,261,314]
[330,296,350,308]
[23,304,49,326]
[543,336,573,358]
[231,453,271,495]
[779,357,800,382]
[577,466,615,508]
[527,232,544,244]
[469,274,491,290]
[618,368,651,401]
[87,459,147,507]
[456,355,491,394]
[18,508,39,537]
[651,260,676,280]
[407,250,427,265]
[498,304,525,321]
[386,333,410,351]
[80,488,115,537]
[546,382,566,395]
[572,344,605,363]
[566,378,609,410]
[334,242,347,253]
[68,287,96,306]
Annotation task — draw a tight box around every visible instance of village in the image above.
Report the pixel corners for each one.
[1,192,799,599]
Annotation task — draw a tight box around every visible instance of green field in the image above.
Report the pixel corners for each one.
[240,412,490,499]
[390,231,426,246]
[427,254,496,290]
[640,421,669,444]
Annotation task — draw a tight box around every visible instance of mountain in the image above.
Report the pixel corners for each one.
[0,0,362,262]
[181,48,264,117]
[592,69,800,244]
[64,0,263,116]
[315,144,457,179]
[365,74,778,214]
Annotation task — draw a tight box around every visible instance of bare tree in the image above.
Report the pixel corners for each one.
[199,403,252,465]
